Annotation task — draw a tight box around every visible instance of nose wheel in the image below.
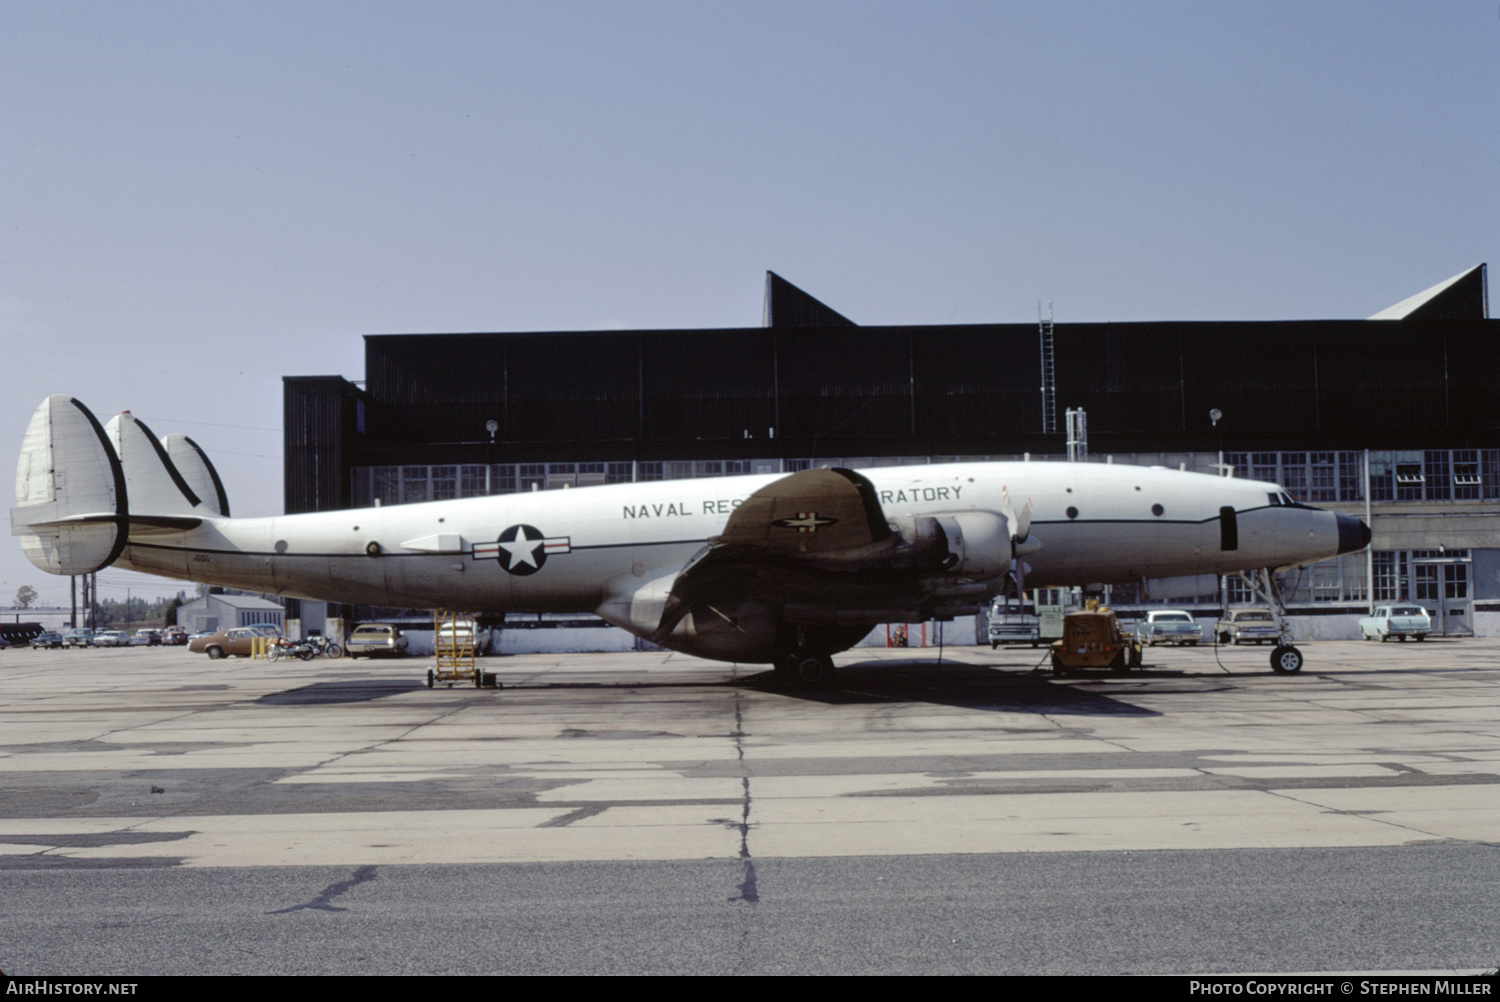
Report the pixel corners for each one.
[1270,645,1304,674]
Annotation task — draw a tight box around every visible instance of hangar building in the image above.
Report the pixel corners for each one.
[282,266,1498,640]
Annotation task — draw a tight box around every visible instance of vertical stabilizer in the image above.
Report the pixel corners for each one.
[163,434,230,517]
[11,396,128,574]
[104,412,202,516]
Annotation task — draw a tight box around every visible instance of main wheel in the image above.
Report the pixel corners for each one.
[784,651,835,689]
[426,668,435,689]
[1270,645,1304,674]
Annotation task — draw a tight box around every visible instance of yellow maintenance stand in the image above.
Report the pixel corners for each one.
[428,609,485,688]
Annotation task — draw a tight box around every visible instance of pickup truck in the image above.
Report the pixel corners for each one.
[1213,608,1281,646]
[986,599,1041,647]
[1358,605,1432,642]
[1136,610,1203,646]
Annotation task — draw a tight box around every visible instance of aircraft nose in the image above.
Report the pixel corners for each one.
[1336,513,1372,554]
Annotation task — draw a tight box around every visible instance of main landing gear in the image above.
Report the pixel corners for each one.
[774,649,837,689]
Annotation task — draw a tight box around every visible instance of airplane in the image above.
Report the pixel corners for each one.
[12,395,1370,684]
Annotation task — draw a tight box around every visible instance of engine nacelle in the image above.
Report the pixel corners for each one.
[787,510,1030,581]
[929,511,1012,578]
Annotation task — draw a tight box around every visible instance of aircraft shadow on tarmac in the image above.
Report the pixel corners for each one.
[254,662,1160,716]
[256,679,426,705]
[741,659,1164,716]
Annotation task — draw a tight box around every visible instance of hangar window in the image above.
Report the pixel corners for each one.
[1280,453,1307,501]
[460,466,487,497]
[638,462,664,482]
[1338,452,1363,501]
[1280,553,1367,604]
[371,467,399,506]
[1423,451,1450,501]
[1372,551,1400,602]
[1308,453,1337,502]
[519,465,546,491]
[401,467,429,504]
[1453,450,1480,499]
[1394,459,1425,501]
[606,463,633,484]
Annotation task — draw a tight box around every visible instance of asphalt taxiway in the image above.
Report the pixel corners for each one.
[2,640,1497,974]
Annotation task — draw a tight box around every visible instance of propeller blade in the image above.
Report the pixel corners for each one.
[1001,486,1034,543]
[1015,496,1034,543]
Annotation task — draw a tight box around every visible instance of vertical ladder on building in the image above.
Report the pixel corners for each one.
[431,608,479,688]
[1038,301,1057,435]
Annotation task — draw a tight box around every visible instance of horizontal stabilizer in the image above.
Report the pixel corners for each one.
[163,434,230,517]
[11,396,128,574]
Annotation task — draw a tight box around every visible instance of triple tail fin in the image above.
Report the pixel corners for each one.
[12,398,232,576]
[162,433,230,517]
[11,395,129,574]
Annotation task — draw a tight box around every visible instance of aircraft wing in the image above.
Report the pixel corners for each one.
[653,467,903,640]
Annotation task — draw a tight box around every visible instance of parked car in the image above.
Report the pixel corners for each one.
[130,629,164,646]
[345,623,409,658]
[1359,605,1432,642]
[91,630,131,647]
[1136,610,1203,646]
[30,632,64,649]
[163,626,189,645]
[188,626,279,659]
[435,618,489,655]
[62,629,95,648]
[1213,608,1280,646]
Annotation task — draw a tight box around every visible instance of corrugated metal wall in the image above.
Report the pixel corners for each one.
[283,319,1499,514]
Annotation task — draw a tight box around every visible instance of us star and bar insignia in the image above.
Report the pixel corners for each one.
[772,512,839,533]
[474,524,572,575]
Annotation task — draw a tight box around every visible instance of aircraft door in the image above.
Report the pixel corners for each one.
[1412,556,1472,636]
[1440,562,1472,636]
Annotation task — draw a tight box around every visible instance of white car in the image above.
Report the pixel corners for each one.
[1358,605,1432,642]
[1214,608,1280,646]
[1136,610,1203,646]
[345,624,409,658]
[91,630,131,647]
[436,619,490,655]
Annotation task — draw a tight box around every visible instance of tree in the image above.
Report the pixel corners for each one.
[14,585,37,610]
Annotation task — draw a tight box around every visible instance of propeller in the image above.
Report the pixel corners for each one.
[1001,485,1036,602]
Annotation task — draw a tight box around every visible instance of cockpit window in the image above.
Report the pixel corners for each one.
[1268,492,1280,506]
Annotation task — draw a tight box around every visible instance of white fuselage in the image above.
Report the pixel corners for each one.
[116,462,1341,620]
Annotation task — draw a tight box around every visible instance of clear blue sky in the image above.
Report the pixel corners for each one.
[3,0,1496,606]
